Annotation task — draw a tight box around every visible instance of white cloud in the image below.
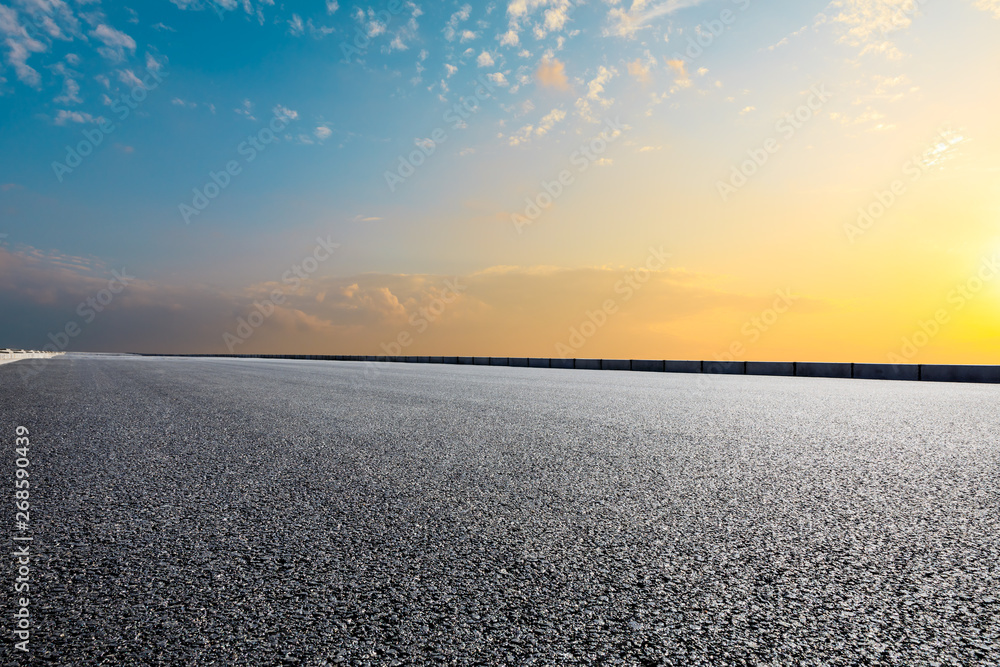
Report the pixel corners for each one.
[117,69,143,88]
[499,29,519,46]
[235,99,255,120]
[288,14,304,36]
[54,77,81,104]
[354,7,388,38]
[576,65,618,123]
[507,123,533,146]
[976,0,1000,17]
[504,0,578,46]
[145,53,165,75]
[586,65,615,102]
[53,110,99,125]
[542,0,572,34]
[477,51,495,67]
[575,67,617,122]
[508,107,566,146]
[326,1,340,14]
[51,61,82,104]
[665,58,690,89]
[91,24,136,62]
[535,107,566,136]
[827,0,926,59]
[314,126,333,141]
[506,0,537,20]
[414,137,436,151]
[444,4,472,41]
[0,3,146,91]
[0,6,47,87]
[273,104,298,122]
[606,0,710,38]
[170,0,275,24]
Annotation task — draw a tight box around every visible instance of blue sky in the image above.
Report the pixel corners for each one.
[2,0,999,360]
[1,1,823,275]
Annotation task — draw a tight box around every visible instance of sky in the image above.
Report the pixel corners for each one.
[1,0,999,363]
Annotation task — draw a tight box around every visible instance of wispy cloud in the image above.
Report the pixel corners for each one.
[606,0,710,38]
[665,58,690,88]
[444,4,472,41]
[235,98,255,120]
[508,107,566,146]
[0,5,47,87]
[91,24,136,62]
[273,105,299,123]
[575,65,617,121]
[53,110,100,125]
[975,0,1000,17]
[827,0,925,59]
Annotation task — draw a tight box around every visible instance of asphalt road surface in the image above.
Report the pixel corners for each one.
[2,355,998,665]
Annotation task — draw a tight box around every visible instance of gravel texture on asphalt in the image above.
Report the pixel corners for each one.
[2,354,998,665]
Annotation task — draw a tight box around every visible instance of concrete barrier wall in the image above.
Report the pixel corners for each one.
[920,364,1000,384]
[664,361,702,374]
[137,353,1000,385]
[632,360,665,373]
[704,361,745,375]
[796,362,852,379]
[747,361,794,376]
[853,363,919,382]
